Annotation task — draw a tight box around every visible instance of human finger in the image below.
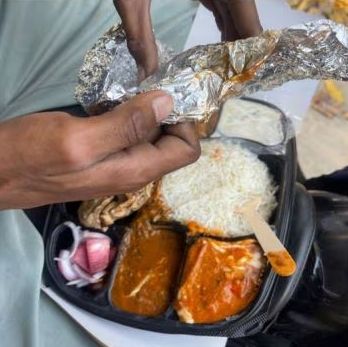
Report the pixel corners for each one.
[225,0,262,39]
[114,0,158,80]
[41,123,200,199]
[76,91,173,168]
[212,0,239,41]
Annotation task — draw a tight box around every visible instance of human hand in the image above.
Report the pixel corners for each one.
[0,91,200,209]
[200,0,262,41]
[113,0,262,81]
[113,0,157,81]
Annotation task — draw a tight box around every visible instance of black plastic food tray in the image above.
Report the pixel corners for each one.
[43,99,315,337]
[46,141,295,333]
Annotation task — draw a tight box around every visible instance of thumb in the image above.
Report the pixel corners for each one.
[83,91,173,161]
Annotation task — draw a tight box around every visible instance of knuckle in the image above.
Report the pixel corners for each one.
[184,143,201,164]
[127,38,145,54]
[121,109,147,146]
[56,123,90,170]
[59,142,84,170]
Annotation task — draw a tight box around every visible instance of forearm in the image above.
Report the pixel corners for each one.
[0,112,71,210]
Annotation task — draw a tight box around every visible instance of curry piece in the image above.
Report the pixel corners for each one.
[174,238,265,324]
[110,222,185,317]
[267,250,297,277]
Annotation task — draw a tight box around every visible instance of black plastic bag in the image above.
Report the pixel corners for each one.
[268,191,348,346]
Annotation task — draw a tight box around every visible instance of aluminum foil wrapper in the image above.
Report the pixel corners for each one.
[75,25,173,115]
[75,20,348,123]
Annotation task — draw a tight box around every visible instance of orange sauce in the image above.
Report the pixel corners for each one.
[186,221,225,237]
[135,181,171,223]
[137,184,229,238]
[110,222,184,317]
[174,238,265,324]
[267,250,297,277]
[195,111,220,138]
[229,57,269,84]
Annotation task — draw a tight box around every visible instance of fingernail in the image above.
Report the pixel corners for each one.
[152,94,173,123]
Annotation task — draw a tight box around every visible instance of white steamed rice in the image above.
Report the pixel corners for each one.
[161,140,278,237]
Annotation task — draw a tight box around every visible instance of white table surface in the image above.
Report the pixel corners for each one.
[45,2,321,346]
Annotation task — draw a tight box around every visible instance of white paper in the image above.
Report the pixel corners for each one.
[43,287,226,347]
[184,0,322,129]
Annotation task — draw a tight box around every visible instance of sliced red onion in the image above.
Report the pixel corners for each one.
[72,263,96,282]
[67,279,90,288]
[85,238,111,274]
[71,264,105,284]
[55,222,115,288]
[92,271,106,280]
[76,280,91,288]
[72,243,90,273]
[66,279,82,286]
[64,221,82,258]
[55,250,79,281]
[51,221,82,258]
[72,238,111,274]
[82,230,111,240]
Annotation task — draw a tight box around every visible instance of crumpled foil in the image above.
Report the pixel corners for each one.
[75,19,348,123]
[75,25,173,115]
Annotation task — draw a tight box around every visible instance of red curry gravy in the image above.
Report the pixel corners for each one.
[110,221,185,317]
[174,238,265,324]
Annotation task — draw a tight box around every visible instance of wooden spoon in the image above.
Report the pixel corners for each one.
[240,199,297,277]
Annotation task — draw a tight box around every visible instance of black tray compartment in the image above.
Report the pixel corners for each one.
[43,137,310,336]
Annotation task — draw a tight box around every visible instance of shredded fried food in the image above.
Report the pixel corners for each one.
[78,183,155,230]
